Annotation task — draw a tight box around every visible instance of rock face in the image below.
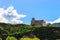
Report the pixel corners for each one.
[31,18,46,26]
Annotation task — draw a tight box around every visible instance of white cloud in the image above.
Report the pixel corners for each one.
[46,17,60,24]
[0,6,26,24]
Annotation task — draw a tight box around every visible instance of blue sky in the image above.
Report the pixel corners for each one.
[0,0,60,24]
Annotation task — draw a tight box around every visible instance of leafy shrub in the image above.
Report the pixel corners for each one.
[33,37,40,40]
[0,27,3,30]
[0,38,2,40]
[20,37,40,40]
[56,39,60,40]
[6,36,17,40]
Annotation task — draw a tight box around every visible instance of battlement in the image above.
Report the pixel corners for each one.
[31,18,46,26]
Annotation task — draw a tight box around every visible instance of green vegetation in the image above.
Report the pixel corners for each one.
[0,23,60,40]
[20,37,40,40]
[56,39,60,40]
[6,36,17,40]
[0,26,3,30]
[0,38,2,40]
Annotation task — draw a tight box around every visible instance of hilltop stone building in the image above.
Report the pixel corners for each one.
[31,18,46,26]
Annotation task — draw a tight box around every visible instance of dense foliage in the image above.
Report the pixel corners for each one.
[0,23,60,40]
[0,38,2,40]
[6,36,17,40]
[20,37,40,40]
